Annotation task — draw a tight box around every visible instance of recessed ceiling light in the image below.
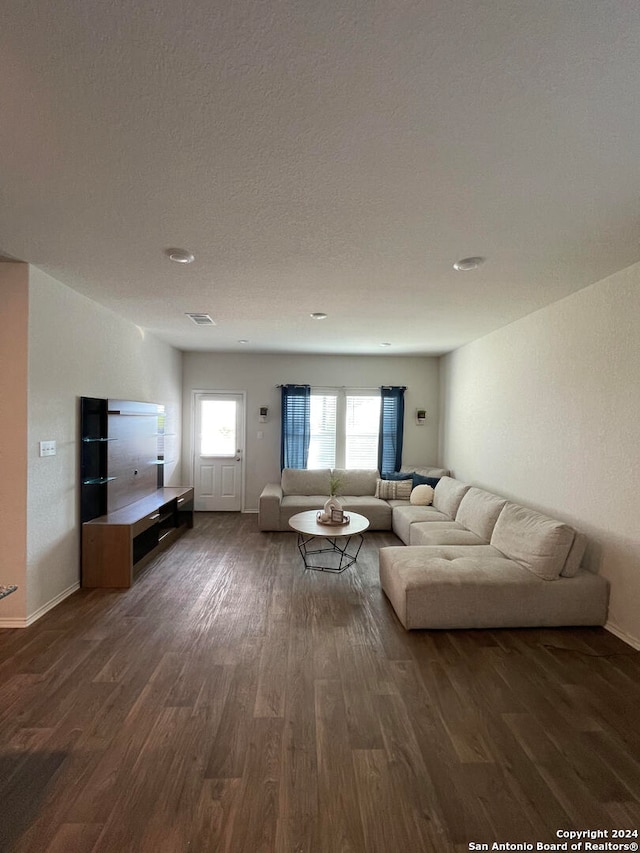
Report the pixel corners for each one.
[166,248,195,264]
[310,312,328,320]
[380,342,392,347]
[238,339,249,344]
[453,256,485,271]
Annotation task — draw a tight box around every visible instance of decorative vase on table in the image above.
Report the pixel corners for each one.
[319,473,342,523]
[322,495,341,521]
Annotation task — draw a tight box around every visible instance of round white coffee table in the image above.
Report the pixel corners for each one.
[288,510,370,573]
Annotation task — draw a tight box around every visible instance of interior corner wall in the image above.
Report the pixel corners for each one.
[439,261,640,648]
[20,266,183,624]
[182,352,441,513]
[0,263,29,623]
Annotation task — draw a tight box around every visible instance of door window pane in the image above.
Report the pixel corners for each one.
[200,400,236,456]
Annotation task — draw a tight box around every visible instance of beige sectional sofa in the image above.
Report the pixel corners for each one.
[380,476,610,630]
[258,466,449,531]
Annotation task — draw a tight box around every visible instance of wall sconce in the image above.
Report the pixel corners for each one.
[259,406,268,423]
[416,409,427,425]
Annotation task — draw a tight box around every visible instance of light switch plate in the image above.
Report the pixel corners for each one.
[39,440,56,457]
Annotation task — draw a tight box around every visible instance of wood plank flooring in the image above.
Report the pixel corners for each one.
[0,512,638,852]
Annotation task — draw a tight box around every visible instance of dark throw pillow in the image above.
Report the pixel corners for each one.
[382,470,415,481]
[411,473,441,489]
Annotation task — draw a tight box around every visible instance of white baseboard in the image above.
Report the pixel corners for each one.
[0,616,29,629]
[605,620,640,651]
[0,582,80,629]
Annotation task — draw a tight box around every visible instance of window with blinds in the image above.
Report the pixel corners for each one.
[308,393,337,468]
[308,389,380,469]
[345,394,381,467]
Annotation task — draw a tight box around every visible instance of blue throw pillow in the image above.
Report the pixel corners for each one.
[382,470,415,481]
[412,473,441,489]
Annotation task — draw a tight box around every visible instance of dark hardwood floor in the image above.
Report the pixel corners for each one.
[1,513,638,852]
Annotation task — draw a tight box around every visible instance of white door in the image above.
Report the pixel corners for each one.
[194,392,244,511]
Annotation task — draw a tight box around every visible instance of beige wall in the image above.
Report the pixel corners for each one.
[440,261,640,648]
[1,266,183,626]
[0,263,29,621]
[183,352,441,512]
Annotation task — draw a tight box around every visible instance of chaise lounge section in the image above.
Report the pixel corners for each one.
[379,476,610,630]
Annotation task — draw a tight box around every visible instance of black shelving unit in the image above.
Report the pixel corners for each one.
[80,396,117,524]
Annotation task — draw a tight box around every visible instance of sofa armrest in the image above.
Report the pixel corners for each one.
[258,483,283,531]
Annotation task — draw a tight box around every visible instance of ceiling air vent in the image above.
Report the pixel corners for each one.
[185,313,216,326]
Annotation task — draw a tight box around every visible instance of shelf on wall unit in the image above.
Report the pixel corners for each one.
[82,437,118,443]
[107,410,158,417]
[82,477,118,485]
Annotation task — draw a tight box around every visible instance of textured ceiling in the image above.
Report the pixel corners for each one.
[1,0,639,355]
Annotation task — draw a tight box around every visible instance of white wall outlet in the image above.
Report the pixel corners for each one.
[39,440,56,457]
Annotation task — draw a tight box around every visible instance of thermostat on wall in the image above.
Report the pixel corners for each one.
[415,410,427,425]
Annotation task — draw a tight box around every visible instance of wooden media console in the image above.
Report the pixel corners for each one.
[82,487,194,588]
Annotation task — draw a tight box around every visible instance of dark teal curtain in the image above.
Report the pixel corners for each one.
[378,386,405,474]
[280,385,311,470]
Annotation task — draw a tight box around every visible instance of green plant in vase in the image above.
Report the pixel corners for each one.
[323,473,343,521]
[329,473,342,497]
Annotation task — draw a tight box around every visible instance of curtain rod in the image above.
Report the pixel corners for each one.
[276,385,407,390]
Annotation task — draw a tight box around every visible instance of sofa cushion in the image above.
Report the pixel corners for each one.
[389,543,501,560]
[281,495,328,511]
[279,495,329,528]
[392,505,451,544]
[491,502,575,581]
[455,488,507,540]
[332,468,379,496]
[432,477,471,518]
[375,478,413,500]
[280,495,327,512]
[409,523,487,547]
[337,496,392,530]
[281,468,331,496]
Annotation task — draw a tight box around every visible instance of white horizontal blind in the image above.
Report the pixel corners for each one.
[308,393,337,469]
[308,389,380,469]
[345,394,381,468]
